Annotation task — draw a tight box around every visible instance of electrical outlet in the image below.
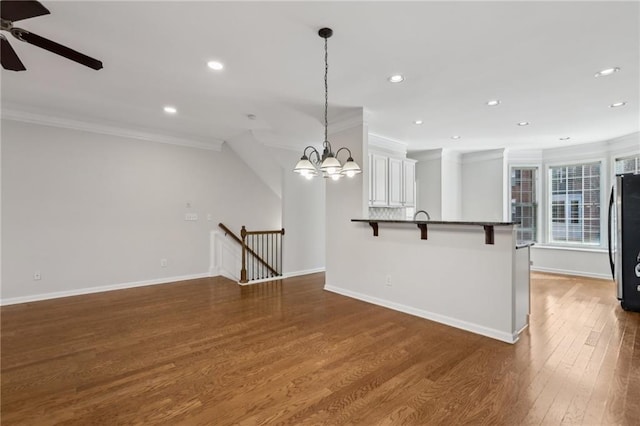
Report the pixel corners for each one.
[207,213,212,221]
[33,271,41,281]
[160,258,168,268]
[385,275,392,287]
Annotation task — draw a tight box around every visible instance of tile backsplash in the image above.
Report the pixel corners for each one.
[368,207,406,220]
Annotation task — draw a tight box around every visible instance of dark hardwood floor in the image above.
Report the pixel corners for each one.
[1,272,639,425]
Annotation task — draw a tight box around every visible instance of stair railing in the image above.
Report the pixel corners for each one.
[240,226,284,284]
[218,223,284,284]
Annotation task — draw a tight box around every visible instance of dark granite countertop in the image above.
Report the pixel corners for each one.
[515,242,535,249]
[351,219,517,226]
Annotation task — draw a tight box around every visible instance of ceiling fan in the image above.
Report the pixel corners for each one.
[1,0,102,71]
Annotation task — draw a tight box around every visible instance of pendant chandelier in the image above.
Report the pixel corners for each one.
[293,27,361,181]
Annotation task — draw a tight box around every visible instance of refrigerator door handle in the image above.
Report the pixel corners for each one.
[608,186,615,280]
[615,175,624,301]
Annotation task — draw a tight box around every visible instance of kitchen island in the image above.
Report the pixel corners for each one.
[324,219,531,344]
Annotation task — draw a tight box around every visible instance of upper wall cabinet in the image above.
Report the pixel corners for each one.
[371,154,389,206]
[403,160,416,207]
[389,158,403,207]
[369,154,416,208]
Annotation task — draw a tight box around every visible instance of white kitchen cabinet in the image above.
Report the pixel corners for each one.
[403,160,416,207]
[371,154,388,206]
[388,158,403,206]
[368,154,416,208]
[368,154,373,202]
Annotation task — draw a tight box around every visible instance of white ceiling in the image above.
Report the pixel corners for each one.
[1,1,639,153]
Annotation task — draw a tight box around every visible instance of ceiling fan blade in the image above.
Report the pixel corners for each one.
[17,30,102,70]
[1,0,49,22]
[1,35,26,70]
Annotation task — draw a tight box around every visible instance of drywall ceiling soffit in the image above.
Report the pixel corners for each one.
[224,130,283,199]
[1,1,638,152]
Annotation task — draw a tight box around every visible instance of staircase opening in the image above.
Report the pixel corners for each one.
[218,223,284,284]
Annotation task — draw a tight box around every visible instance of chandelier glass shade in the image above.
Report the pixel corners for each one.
[293,27,361,180]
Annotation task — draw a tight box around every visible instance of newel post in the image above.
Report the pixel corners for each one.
[240,226,248,283]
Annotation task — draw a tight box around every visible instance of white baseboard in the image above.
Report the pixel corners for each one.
[236,268,326,286]
[324,284,518,344]
[282,267,325,279]
[0,272,212,306]
[531,266,611,280]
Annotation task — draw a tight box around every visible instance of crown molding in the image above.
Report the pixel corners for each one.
[408,148,443,162]
[506,148,543,163]
[607,132,640,154]
[442,149,462,164]
[328,109,365,135]
[461,148,505,164]
[368,133,408,156]
[1,109,224,151]
[541,132,638,162]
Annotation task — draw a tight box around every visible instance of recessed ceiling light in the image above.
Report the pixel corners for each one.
[609,101,627,108]
[486,100,501,106]
[163,106,177,114]
[595,67,620,78]
[388,74,404,83]
[413,120,423,125]
[559,137,571,141]
[207,60,224,71]
[451,135,461,140]
[517,121,530,126]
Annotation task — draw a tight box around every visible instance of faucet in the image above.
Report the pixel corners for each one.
[414,210,430,220]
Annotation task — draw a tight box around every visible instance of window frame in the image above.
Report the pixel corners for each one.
[508,165,540,243]
[545,158,604,248]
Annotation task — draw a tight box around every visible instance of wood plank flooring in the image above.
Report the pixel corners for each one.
[1,272,639,425]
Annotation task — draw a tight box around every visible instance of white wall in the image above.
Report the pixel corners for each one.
[272,147,326,276]
[530,247,611,279]
[411,150,442,220]
[441,150,462,220]
[461,149,506,221]
[325,123,367,289]
[411,149,461,221]
[1,120,281,303]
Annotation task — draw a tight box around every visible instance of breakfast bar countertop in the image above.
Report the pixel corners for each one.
[351,219,517,226]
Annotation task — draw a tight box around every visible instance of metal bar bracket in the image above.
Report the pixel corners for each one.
[484,225,494,245]
[417,223,428,240]
[368,222,379,237]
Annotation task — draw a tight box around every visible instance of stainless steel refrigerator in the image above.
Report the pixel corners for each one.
[608,172,640,312]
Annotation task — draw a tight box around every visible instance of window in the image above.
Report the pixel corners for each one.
[549,162,600,244]
[510,167,537,242]
[615,155,640,174]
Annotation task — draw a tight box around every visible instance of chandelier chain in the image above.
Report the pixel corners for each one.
[292,27,361,180]
[324,36,328,144]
